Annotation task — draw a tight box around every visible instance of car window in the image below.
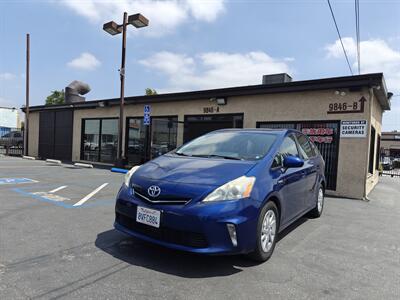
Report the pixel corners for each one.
[271,135,299,169]
[296,133,315,159]
[2,133,10,138]
[13,132,22,138]
[280,135,300,158]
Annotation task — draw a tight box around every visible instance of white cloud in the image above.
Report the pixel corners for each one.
[139,51,292,92]
[0,72,16,80]
[186,0,225,22]
[67,52,101,71]
[59,0,225,36]
[325,37,400,91]
[326,37,400,131]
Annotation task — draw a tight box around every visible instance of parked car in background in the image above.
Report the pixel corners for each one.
[382,157,394,170]
[115,129,326,262]
[0,131,23,148]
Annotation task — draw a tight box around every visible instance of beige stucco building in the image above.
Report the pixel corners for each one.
[24,73,391,200]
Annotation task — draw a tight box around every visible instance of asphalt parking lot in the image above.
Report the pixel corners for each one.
[0,156,399,300]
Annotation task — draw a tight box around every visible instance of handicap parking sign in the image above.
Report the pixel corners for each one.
[144,105,151,125]
[143,115,151,126]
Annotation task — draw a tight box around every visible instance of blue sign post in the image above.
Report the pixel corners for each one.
[144,105,151,125]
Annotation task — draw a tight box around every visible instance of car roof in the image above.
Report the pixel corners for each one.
[212,128,300,135]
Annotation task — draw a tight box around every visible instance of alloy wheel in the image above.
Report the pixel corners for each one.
[261,209,277,252]
[317,188,324,213]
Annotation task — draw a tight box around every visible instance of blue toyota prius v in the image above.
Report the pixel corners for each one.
[115,129,325,262]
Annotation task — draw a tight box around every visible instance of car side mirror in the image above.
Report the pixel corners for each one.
[283,156,304,169]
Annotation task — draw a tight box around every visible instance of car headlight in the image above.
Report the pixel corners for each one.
[203,176,256,202]
[124,165,141,187]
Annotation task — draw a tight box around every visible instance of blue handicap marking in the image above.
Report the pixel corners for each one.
[143,115,151,126]
[144,104,151,113]
[0,178,38,185]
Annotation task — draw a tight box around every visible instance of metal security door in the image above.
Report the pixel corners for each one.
[39,110,73,161]
[257,121,340,191]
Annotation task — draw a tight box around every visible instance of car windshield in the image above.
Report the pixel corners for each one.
[175,131,277,161]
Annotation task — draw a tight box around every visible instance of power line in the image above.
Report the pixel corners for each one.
[326,0,354,75]
[355,0,361,74]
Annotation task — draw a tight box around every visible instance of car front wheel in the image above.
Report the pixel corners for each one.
[248,201,279,262]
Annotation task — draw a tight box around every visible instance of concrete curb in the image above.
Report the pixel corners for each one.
[22,156,36,160]
[74,162,93,169]
[46,159,62,165]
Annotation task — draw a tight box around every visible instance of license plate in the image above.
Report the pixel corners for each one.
[136,206,161,228]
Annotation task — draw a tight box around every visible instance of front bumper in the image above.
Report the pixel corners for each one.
[114,185,260,255]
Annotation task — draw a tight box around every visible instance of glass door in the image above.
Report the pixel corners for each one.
[126,118,147,165]
[150,117,178,160]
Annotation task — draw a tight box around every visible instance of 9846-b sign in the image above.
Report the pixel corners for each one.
[327,96,366,114]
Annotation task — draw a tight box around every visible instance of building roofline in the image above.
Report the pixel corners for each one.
[22,73,391,112]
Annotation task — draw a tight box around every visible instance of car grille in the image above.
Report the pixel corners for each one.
[116,212,208,249]
[132,184,191,205]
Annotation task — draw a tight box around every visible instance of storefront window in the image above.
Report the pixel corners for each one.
[126,116,178,166]
[126,118,147,165]
[151,118,178,159]
[100,119,118,163]
[81,118,118,163]
[82,119,100,162]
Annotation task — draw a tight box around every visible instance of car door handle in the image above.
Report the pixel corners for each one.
[277,178,285,184]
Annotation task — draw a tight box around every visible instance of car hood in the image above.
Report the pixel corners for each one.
[134,154,257,186]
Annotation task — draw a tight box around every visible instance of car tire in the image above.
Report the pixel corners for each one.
[308,185,324,218]
[247,201,279,262]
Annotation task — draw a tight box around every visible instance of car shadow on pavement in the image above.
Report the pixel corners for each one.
[95,217,309,279]
[95,229,257,278]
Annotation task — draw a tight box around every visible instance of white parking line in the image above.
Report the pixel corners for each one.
[49,186,67,193]
[73,183,109,207]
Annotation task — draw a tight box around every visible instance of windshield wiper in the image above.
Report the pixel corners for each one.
[174,152,190,156]
[191,154,242,160]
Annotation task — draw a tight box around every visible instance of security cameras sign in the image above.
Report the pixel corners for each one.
[143,105,151,125]
[340,120,367,138]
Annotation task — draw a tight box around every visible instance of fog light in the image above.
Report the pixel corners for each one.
[226,223,238,247]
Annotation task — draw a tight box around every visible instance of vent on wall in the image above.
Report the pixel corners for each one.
[262,73,292,85]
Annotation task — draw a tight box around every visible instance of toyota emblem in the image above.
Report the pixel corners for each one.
[147,185,161,198]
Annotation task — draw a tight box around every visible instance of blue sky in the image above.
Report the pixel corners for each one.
[1,0,399,130]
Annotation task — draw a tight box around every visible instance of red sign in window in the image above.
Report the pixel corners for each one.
[302,128,334,144]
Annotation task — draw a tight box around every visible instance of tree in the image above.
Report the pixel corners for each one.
[145,88,157,96]
[45,90,65,105]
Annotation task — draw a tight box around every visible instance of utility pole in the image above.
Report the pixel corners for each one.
[25,33,30,156]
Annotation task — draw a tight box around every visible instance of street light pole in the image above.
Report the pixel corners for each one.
[103,12,149,168]
[117,12,128,167]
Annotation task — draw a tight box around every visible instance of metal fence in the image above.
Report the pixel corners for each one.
[0,127,24,156]
[381,168,400,177]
